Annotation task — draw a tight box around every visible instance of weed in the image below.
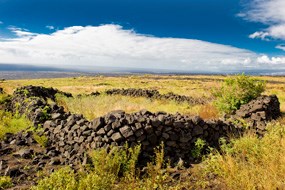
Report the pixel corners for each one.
[33,133,49,147]
[0,176,12,189]
[0,110,31,139]
[191,138,206,159]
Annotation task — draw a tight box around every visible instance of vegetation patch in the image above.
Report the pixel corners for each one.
[32,144,176,190]
[193,123,285,189]
[0,176,12,189]
[0,110,31,139]
[213,74,265,113]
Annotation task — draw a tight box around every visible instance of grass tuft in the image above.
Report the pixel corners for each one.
[0,110,31,139]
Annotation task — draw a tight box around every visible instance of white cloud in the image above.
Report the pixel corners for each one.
[241,0,285,43]
[249,31,270,40]
[0,24,284,72]
[276,44,285,51]
[257,55,285,64]
[46,25,55,30]
[8,26,38,39]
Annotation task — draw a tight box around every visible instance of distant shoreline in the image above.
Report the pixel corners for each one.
[0,71,285,80]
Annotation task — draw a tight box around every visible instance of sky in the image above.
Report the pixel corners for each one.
[0,0,284,73]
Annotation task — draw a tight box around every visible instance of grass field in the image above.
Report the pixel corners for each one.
[1,74,285,189]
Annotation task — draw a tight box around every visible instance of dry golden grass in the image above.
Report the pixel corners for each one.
[186,123,285,190]
[198,103,220,119]
[57,94,203,120]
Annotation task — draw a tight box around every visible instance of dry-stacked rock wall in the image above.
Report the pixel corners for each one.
[6,85,281,167]
[105,88,207,105]
[233,95,280,135]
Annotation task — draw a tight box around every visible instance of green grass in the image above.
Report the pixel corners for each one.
[0,176,12,189]
[0,110,32,139]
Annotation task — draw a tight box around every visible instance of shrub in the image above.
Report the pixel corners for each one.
[213,74,265,113]
[32,144,176,190]
[0,110,31,139]
[0,176,12,189]
[191,138,206,159]
[0,94,10,105]
[33,145,141,190]
[33,133,49,147]
[31,167,78,190]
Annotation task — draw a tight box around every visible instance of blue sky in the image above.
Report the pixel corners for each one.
[0,0,284,73]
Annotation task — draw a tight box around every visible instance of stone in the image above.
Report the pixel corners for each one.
[137,134,146,142]
[13,149,33,159]
[91,117,104,131]
[5,166,23,177]
[256,121,266,130]
[140,109,151,115]
[94,136,103,142]
[119,125,134,138]
[162,133,170,139]
[112,120,121,129]
[43,120,56,129]
[135,123,143,129]
[192,126,204,136]
[66,115,76,127]
[147,134,158,145]
[169,132,179,141]
[51,113,62,120]
[82,130,92,136]
[179,136,192,143]
[151,119,161,127]
[157,114,165,122]
[53,125,63,134]
[135,128,144,137]
[104,124,112,133]
[173,121,184,128]
[76,119,86,126]
[111,132,124,142]
[191,116,202,125]
[166,141,177,147]
[145,125,153,134]
[49,158,61,165]
[107,129,114,137]
[97,128,106,135]
[126,115,135,124]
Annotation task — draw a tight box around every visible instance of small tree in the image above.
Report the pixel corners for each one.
[213,74,265,114]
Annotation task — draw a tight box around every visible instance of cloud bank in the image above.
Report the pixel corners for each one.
[0,24,284,73]
[242,0,285,44]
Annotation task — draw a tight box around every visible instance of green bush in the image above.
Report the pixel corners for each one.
[33,145,141,190]
[0,110,31,139]
[0,94,10,105]
[0,176,12,189]
[31,167,77,190]
[32,144,176,190]
[33,133,49,147]
[213,74,265,113]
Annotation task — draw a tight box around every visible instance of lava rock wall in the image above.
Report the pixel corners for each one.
[6,86,281,167]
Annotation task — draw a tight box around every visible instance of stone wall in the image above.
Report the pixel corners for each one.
[105,88,208,105]
[232,95,280,135]
[6,85,281,167]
